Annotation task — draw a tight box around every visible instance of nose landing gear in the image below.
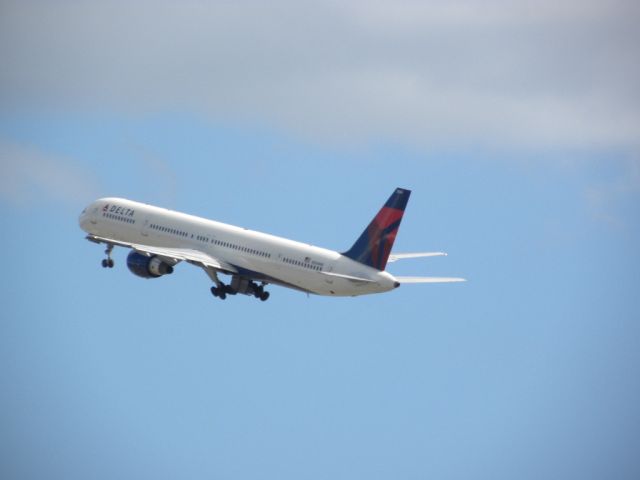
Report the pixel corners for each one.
[101,244,115,268]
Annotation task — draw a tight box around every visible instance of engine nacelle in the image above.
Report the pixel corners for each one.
[127,251,174,278]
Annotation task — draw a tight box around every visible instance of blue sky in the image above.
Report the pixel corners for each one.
[2,2,640,479]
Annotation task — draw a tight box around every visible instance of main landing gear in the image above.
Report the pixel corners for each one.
[204,269,270,302]
[253,284,270,302]
[101,244,115,268]
[210,285,228,300]
[210,280,270,301]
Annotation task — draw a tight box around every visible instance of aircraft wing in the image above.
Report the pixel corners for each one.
[387,252,447,262]
[395,276,466,283]
[85,234,238,273]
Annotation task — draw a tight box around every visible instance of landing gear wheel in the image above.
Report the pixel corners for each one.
[210,286,227,300]
[259,291,270,301]
[102,244,114,268]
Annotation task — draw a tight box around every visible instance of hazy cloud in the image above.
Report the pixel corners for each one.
[0,140,100,208]
[125,138,179,207]
[1,0,639,150]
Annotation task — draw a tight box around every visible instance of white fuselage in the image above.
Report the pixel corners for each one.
[79,198,399,296]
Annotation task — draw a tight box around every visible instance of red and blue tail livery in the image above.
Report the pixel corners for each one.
[342,188,411,271]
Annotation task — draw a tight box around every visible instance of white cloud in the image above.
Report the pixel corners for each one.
[1,0,638,150]
[0,140,100,208]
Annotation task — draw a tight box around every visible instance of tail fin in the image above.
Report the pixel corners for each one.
[342,188,411,271]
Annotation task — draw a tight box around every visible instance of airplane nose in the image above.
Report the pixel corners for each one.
[79,209,89,231]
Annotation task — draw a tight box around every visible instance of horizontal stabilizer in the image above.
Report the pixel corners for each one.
[387,252,447,262]
[396,276,466,283]
[322,271,376,283]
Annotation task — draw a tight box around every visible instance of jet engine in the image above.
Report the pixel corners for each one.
[127,251,174,278]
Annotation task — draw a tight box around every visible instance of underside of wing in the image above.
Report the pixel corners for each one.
[136,245,237,273]
[395,276,466,283]
[85,234,237,273]
[387,252,447,262]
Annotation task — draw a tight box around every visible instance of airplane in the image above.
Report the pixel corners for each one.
[79,188,465,301]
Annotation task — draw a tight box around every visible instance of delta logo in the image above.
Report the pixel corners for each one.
[103,203,135,217]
